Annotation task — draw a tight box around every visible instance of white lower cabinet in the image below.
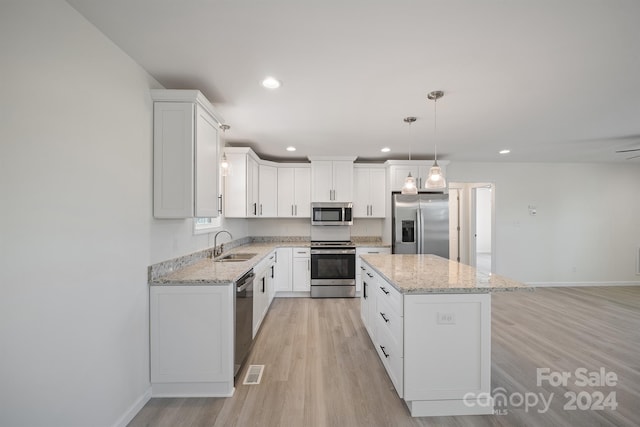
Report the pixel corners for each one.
[150,284,234,397]
[253,251,276,337]
[275,248,293,292]
[361,260,493,417]
[356,247,390,293]
[292,248,311,292]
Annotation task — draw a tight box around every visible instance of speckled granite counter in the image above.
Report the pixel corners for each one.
[149,236,390,286]
[360,253,530,294]
[150,243,287,285]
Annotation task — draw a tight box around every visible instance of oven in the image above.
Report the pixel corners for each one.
[311,202,353,226]
[310,243,356,298]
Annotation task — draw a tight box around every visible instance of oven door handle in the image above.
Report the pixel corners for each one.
[311,249,356,255]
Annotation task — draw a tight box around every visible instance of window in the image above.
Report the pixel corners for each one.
[194,216,222,235]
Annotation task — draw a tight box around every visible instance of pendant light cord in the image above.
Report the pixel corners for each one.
[433,96,438,163]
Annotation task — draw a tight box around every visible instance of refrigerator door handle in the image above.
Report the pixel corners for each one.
[416,208,422,253]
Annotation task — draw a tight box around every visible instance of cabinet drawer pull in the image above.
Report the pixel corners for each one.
[366,272,374,278]
[380,312,389,323]
[379,345,390,358]
[360,266,366,270]
[380,286,390,295]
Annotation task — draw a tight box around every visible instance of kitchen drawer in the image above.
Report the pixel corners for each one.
[375,313,404,398]
[376,278,403,315]
[376,293,403,353]
[292,247,310,258]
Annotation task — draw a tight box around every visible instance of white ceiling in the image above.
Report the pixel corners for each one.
[66,0,640,163]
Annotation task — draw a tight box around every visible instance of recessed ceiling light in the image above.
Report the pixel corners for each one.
[262,76,281,89]
[286,146,296,152]
[499,149,511,155]
[381,147,391,153]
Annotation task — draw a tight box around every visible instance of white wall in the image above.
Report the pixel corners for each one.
[247,218,383,237]
[448,162,640,284]
[475,187,493,254]
[0,2,247,426]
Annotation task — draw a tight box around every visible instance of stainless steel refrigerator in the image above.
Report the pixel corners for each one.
[392,193,449,258]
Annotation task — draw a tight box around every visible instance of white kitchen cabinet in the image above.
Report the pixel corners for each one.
[253,268,268,337]
[277,166,311,217]
[151,90,223,218]
[360,262,377,340]
[404,293,491,416]
[253,251,276,337]
[309,158,355,202]
[150,284,234,397]
[387,160,449,191]
[360,258,492,417]
[356,247,390,293]
[292,248,311,292]
[223,147,261,217]
[275,247,292,291]
[353,166,386,217]
[259,164,277,217]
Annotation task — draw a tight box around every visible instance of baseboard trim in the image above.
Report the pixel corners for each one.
[112,386,152,427]
[526,281,640,287]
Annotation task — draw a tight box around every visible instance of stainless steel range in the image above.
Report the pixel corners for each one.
[310,224,356,298]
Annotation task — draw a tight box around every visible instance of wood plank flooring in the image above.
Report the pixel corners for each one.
[129,287,640,427]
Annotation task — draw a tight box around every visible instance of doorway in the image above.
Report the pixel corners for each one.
[449,182,495,273]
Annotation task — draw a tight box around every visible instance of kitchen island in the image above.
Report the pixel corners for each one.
[359,253,530,417]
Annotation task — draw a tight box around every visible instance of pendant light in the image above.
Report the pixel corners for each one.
[401,116,418,194]
[220,124,231,177]
[425,91,446,189]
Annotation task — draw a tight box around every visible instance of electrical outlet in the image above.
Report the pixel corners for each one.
[436,312,456,325]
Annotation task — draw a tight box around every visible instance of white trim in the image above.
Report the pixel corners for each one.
[111,386,152,427]
[526,281,640,287]
[637,246,640,275]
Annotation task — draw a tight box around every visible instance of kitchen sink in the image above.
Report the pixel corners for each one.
[214,253,257,262]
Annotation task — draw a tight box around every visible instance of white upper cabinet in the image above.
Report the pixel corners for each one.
[309,157,355,202]
[387,160,450,191]
[151,90,223,218]
[259,164,277,217]
[277,166,311,217]
[223,147,262,218]
[353,166,386,218]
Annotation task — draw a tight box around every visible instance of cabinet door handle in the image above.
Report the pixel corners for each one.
[363,281,367,299]
[260,204,263,215]
[380,286,390,295]
[295,205,297,216]
[307,260,310,270]
[253,203,257,215]
[379,345,390,358]
[218,195,223,214]
[291,205,294,216]
[271,265,274,278]
[380,312,389,323]
[262,277,265,293]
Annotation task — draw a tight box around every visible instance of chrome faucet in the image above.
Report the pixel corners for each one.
[213,230,233,257]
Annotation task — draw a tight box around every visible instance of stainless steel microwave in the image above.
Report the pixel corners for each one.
[311,202,353,226]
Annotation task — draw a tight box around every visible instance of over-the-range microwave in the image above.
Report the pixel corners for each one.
[311,202,353,226]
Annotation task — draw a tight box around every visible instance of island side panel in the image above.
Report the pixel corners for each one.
[403,292,493,416]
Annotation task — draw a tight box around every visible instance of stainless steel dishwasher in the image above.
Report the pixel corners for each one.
[234,269,254,377]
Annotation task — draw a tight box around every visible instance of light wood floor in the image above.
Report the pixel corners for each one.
[129,287,640,427]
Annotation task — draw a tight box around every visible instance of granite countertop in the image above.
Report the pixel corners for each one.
[150,243,287,285]
[360,254,530,294]
[150,237,391,286]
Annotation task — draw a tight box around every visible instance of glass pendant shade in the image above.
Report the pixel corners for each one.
[425,162,446,189]
[401,172,418,194]
[220,154,230,176]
